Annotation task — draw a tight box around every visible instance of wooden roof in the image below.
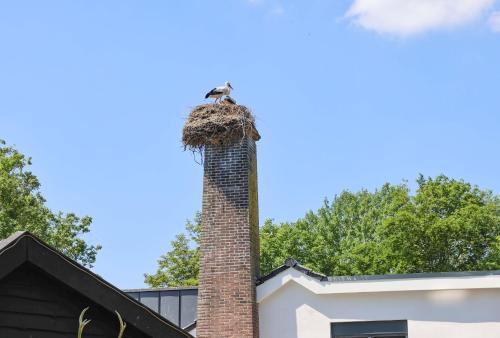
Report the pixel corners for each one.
[0,231,193,338]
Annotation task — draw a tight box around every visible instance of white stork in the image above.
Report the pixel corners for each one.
[205,81,233,103]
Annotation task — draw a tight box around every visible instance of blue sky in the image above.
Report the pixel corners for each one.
[1,0,500,288]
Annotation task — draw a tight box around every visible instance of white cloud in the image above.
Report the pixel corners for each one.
[489,11,500,32]
[346,0,496,36]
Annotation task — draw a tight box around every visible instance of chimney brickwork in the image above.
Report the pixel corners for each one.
[197,138,260,338]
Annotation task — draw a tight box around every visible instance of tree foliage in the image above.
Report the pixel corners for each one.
[261,175,500,276]
[146,175,500,287]
[0,140,100,267]
[144,212,201,287]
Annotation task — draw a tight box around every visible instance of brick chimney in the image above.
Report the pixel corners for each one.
[197,137,260,338]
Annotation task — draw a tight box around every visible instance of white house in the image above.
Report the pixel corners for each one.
[258,259,500,338]
[128,258,500,338]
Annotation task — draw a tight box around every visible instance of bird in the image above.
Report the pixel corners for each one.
[205,81,233,103]
[222,96,237,105]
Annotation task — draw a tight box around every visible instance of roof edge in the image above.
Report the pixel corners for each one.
[326,270,500,282]
[257,258,327,285]
[124,286,199,293]
[0,230,30,251]
[183,320,197,332]
[0,231,193,338]
[257,257,500,285]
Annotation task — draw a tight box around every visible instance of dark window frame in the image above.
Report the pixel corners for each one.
[331,320,408,338]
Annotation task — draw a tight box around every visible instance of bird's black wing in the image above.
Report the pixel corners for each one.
[205,88,222,98]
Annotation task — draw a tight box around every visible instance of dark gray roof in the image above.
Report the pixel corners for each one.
[0,231,193,338]
[125,286,198,292]
[325,270,500,282]
[124,286,198,329]
[257,257,500,285]
[257,258,326,284]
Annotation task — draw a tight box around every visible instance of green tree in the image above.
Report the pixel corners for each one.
[260,182,411,276]
[146,175,500,287]
[261,175,500,276]
[378,175,500,273]
[0,140,100,267]
[144,213,200,287]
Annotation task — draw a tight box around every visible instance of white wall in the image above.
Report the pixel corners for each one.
[259,280,500,338]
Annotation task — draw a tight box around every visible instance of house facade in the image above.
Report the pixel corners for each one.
[258,260,500,338]
[128,260,500,338]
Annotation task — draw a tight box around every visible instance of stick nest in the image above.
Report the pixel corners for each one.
[182,103,260,151]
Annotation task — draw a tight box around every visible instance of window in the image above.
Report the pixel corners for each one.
[331,320,408,338]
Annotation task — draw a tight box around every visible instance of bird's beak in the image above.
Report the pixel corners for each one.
[229,84,233,89]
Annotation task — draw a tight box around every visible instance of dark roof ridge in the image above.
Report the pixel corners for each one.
[0,230,29,251]
[257,257,327,285]
[326,270,500,282]
[124,286,199,292]
[0,231,193,338]
[257,257,500,285]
